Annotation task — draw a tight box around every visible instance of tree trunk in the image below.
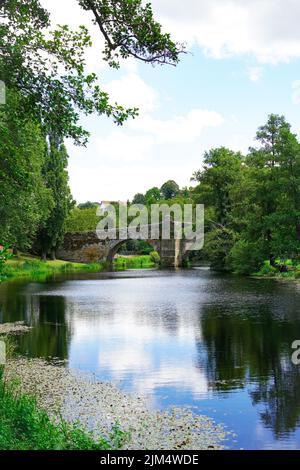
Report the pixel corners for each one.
[50,250,56,261]
[12,246,18,256]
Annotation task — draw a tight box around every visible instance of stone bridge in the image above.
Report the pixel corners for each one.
[56,230,191,268]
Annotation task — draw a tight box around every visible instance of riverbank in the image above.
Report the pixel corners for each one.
[0,365,125,450]
[0,255,105,284]
[4,357,230,450]
[0,254,158,284]
[253,260,300,282]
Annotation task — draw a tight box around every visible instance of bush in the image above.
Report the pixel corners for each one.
[228,239,266,275]
[149,251,160,264]
[256,261,278,276]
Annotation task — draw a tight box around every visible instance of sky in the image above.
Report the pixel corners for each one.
[42,0,300,203]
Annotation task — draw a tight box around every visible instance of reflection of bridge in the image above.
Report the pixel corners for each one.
[56,227,193,268]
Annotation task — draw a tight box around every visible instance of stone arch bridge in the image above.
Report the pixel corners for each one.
[56,230,192,268]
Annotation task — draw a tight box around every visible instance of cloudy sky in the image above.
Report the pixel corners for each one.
[43,0,300,203]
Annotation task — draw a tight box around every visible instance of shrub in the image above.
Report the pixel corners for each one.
[228,239,267,275]
[149,251,160,264]
[256,261,278,276]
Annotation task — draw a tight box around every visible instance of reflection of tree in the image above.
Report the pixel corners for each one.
[0,281,29,323]
[250,367,300,437]
[0,283,70,360]
[18,295,70,360]
[199,304,300,436]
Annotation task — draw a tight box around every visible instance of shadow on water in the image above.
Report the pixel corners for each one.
[1,270,300,448]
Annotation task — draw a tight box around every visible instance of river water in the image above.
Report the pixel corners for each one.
[1,268,300,449]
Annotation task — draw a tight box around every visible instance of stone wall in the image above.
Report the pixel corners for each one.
[56,232,109,264]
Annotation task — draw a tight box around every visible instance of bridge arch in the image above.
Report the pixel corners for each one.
[106,239,159,266]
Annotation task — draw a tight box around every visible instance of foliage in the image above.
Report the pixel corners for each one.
[145,187,162,204]
[0,255,104,283]
[132,193,146,205]
[0,90,54,251]
[119,240,153,255]
[0,244,12,277]
[149,251,160,264]
[113,255,155,270]
[192,116,300,275]
[78,201,99,209]
[34,135,74,259]
[202,227,236,272]
[65,207,100,232]
[0,0,182,144]
[160,180,180,200]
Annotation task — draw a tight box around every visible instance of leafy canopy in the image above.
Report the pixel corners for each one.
[0,0,184,144]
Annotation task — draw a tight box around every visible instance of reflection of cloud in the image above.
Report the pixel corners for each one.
[99,346,152,374]
[255,423,299,450]
[134,363,209,398]
[65,291,209,399]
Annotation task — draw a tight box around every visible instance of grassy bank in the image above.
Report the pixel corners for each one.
[0,366,124,450]
[0,255,104,284]
[113,255,157,270]
[254,260,300,281]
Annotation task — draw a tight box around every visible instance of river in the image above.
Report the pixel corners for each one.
[1,268,300,449]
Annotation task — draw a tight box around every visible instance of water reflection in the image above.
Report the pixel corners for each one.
[1,270,300,448]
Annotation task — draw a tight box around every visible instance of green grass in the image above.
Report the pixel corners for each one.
[113,255,156,270]
[254,260,300,280]
[0,255,105,284]
[0,366,126,450]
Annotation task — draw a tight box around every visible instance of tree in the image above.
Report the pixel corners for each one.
[244,115,300,266]
[132,193,146,205]
[192,147,243,226]
[0,0,183,144]
[0,90,53,250]
[78,201,99,209]
[192,148,243,270]
[35,134,74,259]
[145,187,161,204]
[160,180,180,200]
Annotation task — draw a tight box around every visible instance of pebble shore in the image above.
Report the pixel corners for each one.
[0,321,32,334]
[5,358,231,450]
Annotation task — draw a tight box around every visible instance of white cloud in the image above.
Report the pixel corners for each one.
[131,109,224,144]
[104,73,159,114]
[96,132,154,162]
[151,0,300,64]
